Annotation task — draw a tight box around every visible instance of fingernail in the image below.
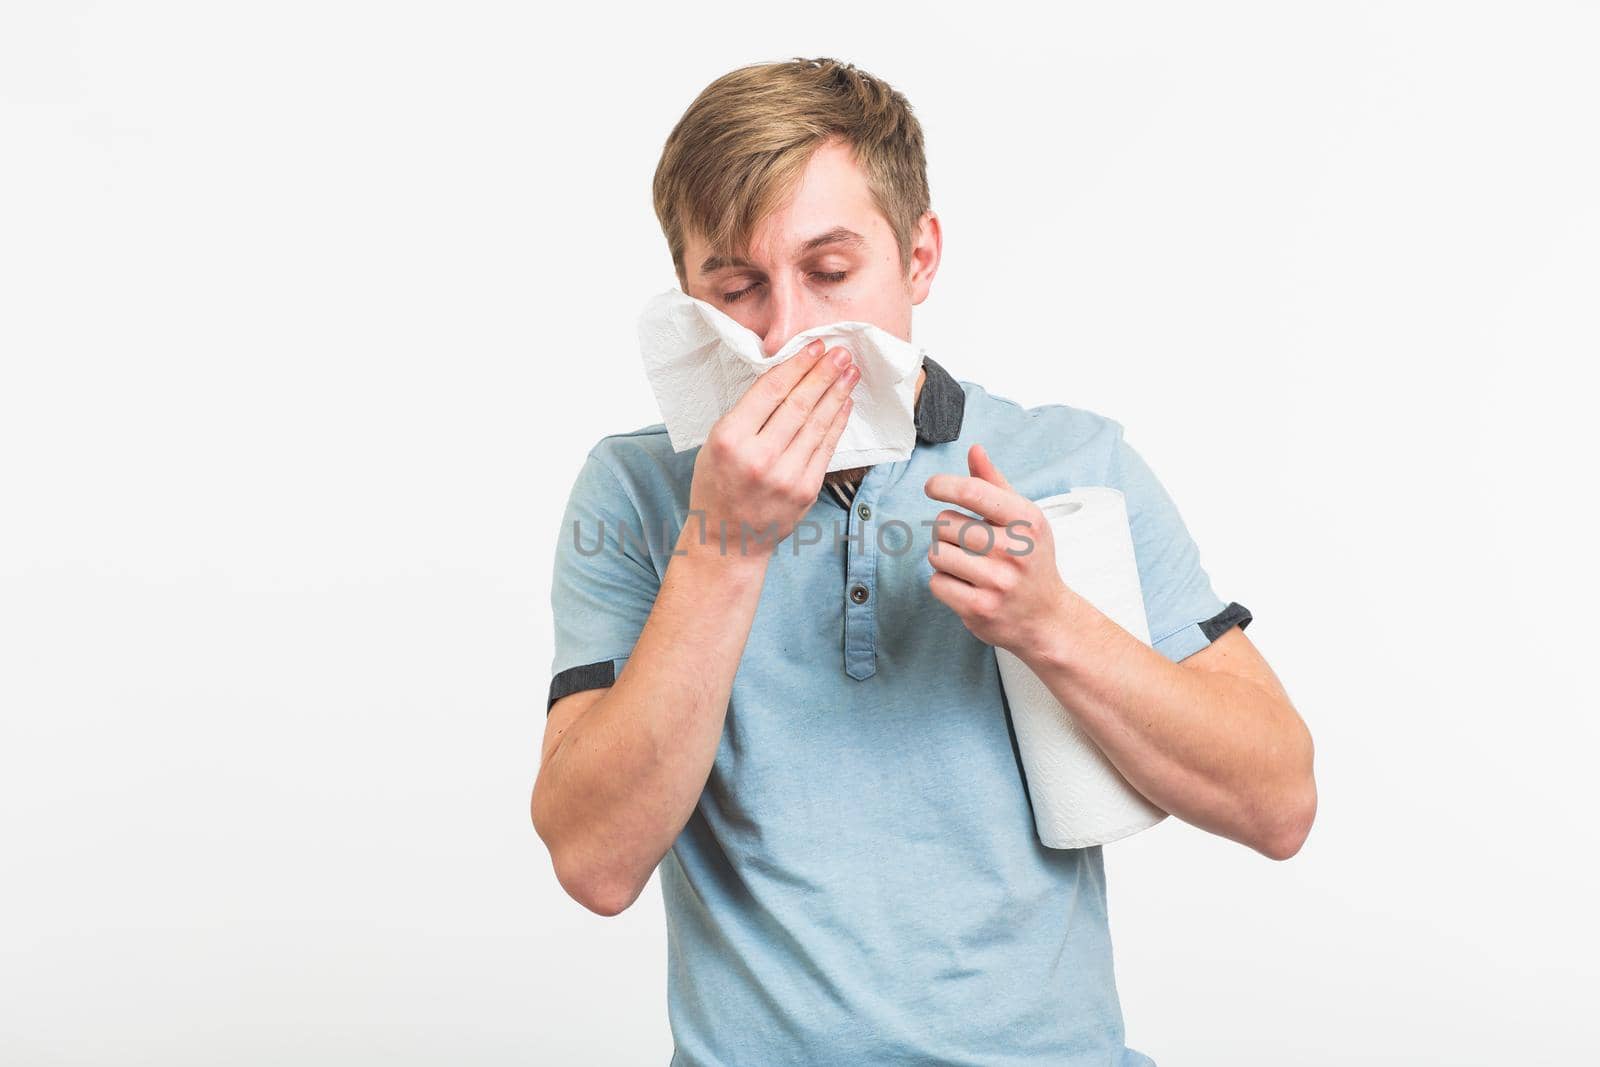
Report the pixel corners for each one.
[808,339,825,355]
[833,349,850,368]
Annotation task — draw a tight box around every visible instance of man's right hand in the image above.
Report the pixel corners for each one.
[538,338,857,917]
[685,338,859,564]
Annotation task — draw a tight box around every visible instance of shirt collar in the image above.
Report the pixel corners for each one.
[914,355,965,444]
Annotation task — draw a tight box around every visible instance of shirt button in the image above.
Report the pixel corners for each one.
[856,502,871,521]
[849,584,870,605]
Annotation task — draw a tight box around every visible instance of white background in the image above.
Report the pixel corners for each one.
[4,3,1596,1064]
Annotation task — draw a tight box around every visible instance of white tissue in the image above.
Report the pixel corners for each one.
[994,487,1169,849]
[636,287,925,473]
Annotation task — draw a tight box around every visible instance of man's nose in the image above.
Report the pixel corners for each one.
[759,278,812,358]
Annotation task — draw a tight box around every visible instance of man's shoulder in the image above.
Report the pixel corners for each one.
[571,421,694,505]
[951,374,1125,478]
[586,420,673,459]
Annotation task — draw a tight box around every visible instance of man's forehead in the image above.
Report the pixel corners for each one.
[695,225,870,274]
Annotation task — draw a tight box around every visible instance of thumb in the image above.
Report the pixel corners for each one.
[968,442,1014,492]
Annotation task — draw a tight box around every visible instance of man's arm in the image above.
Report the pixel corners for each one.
[924,441,1316,861]
[531,338,860,915]
[1020,609,1315,860]
[534,537,770,915]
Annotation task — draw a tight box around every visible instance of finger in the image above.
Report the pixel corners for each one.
[799,391,855,489]
[968,443,1014,493]
[718,339,830,439]
[927,536,1005,588]
[774,358,858,485]
[928,508,998,556]
[923,472,1031,527]
[930,507,1039,556]
[758,344,856,453]
[928,571,991,620]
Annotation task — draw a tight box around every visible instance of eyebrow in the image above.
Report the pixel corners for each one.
[697,226,867,275]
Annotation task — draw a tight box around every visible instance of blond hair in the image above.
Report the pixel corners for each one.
[651,57,931,288]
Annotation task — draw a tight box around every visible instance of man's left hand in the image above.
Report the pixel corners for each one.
[922,443,1084,658]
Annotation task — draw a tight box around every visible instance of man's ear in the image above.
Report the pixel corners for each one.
[907,210,942,305]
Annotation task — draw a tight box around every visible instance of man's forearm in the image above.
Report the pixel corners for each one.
[534,528,769,912]
[1017,598,1314,859]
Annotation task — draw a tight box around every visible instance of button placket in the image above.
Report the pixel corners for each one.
[842,489,879,680]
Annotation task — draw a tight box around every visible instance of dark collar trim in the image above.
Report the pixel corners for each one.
[913,354,965,444]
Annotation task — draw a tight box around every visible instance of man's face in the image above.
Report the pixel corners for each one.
[681,139,941,357]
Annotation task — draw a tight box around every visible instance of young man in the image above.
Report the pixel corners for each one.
[533,57,1316,1066]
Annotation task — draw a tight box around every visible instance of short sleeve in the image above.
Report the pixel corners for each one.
[547,452,662,713]
[1106,421,1252,662]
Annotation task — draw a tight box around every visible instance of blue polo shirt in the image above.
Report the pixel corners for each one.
[547,355,1251,1066]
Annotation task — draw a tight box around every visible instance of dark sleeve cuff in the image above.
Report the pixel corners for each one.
[547,659,617,714]
[1200,601,1253,642]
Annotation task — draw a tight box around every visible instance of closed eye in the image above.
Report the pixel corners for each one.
[724,271,849,304]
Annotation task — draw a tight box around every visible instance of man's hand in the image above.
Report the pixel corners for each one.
[923,443,1085,656]
[687,339,858,563]
[926,445,1316,861]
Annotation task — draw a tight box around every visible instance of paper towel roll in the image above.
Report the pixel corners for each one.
[994,487,1169,849]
